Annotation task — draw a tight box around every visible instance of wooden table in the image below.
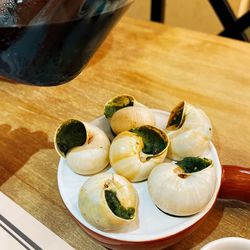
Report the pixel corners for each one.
[0,16,250,249]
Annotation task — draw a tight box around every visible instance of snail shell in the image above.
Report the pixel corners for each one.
[54,119,110,175]
[104,94,155,134]
[78,173,138,231]
[148,157,216,216]
[166,101,212,160]
[109,125,169,182]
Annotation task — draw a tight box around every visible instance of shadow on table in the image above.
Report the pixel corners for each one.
[0,124,53,186]
[167,202,224,250]
[168,199,250,250]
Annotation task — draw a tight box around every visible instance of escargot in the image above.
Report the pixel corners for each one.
[104,94,155,134]
[109,125,169,182]
[148,157,216,216]
[78,173,138,231]
[54,119,110,175]
[166,101,212,160]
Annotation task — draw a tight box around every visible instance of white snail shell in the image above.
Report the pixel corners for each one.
[78,173,138,231]
[148,158,216,216]
[54,120,110,175]
[166,101,212,161]
[104,94,155,134]
[109,125,169,182]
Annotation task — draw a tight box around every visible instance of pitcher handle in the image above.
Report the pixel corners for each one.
[219,165,250,203]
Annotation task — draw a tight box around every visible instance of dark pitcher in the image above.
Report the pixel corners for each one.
[0,0,133,86]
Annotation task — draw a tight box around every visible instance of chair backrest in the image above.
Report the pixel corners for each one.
[209,0,250,41]
[150,0,250,42]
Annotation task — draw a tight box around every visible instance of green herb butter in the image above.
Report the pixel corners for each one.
[105,190,135,220]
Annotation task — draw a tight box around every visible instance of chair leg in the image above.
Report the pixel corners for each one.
[151,0,165,23]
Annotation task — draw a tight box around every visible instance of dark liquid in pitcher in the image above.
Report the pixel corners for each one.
[0,3,129,86]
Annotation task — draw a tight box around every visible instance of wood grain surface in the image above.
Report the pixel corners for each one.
[0,16,250,249]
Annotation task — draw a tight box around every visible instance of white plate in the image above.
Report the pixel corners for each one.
[57,109,222,242]
[201,237,250,250]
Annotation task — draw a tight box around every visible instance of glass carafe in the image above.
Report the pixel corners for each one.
[0,0,133,86]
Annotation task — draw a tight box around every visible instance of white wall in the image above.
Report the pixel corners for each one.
[126,0,151,21]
